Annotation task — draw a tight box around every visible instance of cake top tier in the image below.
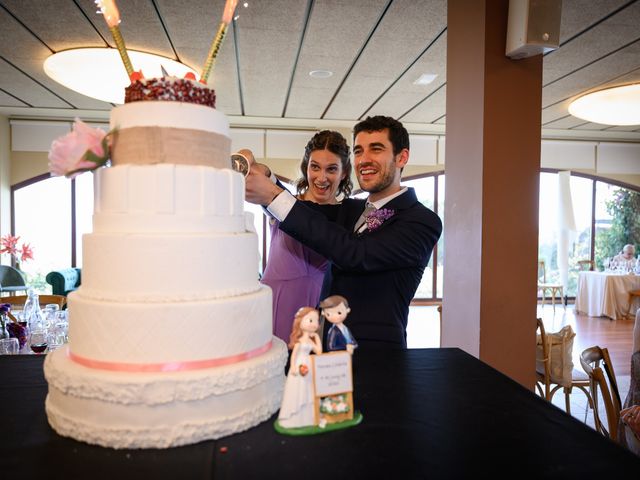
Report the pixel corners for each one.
[125,76,216,108]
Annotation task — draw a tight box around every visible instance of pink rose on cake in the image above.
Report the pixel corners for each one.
[48,118,112,178]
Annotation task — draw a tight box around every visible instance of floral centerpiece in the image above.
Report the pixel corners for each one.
[0,303,26,348]
[48,118,112,178]
[0,234,33,270]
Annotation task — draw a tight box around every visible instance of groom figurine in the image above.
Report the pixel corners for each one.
[320,295,357,354]
[244,116,442,349]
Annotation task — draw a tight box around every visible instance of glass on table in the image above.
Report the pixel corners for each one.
[48,322,68,350]
[43,304,60,329]
[29,329,48,354]
[0,337,19,355]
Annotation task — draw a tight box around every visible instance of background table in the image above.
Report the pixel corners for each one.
[1,348,638,478]
[575,271,640,319]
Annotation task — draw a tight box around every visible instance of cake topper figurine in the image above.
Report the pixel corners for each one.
[276,307,322,429]
[320,295,358,354]
[200,0,239,83]
[95,0,135,78]
[275,300,362,436]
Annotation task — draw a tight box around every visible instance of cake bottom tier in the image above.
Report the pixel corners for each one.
[44,337,287,449]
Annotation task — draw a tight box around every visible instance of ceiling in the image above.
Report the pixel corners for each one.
[1,0,639,140]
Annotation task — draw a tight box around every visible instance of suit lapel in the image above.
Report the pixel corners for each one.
[338,199,367,231]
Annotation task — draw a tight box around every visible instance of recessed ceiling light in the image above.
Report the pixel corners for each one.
[568,84,640,126]
[309,70,333,79]
[44,48,196,104]
[413,73,438,86]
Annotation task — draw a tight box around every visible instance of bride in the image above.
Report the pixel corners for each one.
[278,306,323,428]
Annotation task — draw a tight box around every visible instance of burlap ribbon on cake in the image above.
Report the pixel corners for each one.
[111,127,232,168]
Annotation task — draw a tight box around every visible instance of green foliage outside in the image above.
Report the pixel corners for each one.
[594,188,640,270]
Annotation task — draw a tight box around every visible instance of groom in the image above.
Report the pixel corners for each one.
[245,116,442,349]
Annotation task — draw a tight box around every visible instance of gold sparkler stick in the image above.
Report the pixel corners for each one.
[96,0,134,78]
[200,0,239,83]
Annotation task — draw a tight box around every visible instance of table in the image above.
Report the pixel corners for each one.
[575,271,640,319]
[1,349,638,478]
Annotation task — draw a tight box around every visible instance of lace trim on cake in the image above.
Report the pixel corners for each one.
[44,339,287,405]
[76,283,262,303]
[45,384,283,449]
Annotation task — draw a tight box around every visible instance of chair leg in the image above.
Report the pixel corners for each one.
[564,387,571,415]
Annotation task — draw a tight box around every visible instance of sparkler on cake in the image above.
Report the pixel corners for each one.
[200,0,239,83]
[95,0,136,78]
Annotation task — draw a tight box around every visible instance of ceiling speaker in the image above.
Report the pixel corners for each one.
[506,0,562,59]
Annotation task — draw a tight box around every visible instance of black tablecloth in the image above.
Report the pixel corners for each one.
[1,348,639,478]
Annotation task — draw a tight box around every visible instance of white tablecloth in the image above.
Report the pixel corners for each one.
[575,271,640,319]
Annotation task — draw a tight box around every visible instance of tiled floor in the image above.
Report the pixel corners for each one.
[547,374,630,430]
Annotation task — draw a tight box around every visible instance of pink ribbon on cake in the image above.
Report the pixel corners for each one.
[67,340,272,372]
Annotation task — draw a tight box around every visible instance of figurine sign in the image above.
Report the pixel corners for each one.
[312,351,355,427]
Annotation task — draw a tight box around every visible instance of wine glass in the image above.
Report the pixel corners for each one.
[42,304,59,329]
[29,329,48,354]
[48,321,68,350]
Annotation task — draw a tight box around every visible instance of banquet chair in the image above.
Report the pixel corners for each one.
[537,260,564,311]
[580,346,622,440]
[627,290,640,319]
[437,304,443,347]
[535,318,594,416]
[0,265,28,296]
[3,294,66,310]
[577,259,595,271]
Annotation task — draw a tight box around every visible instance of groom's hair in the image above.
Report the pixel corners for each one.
[353,116,409,156]
[319,295,349,310]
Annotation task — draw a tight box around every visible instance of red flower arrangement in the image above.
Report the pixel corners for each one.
[0,234,33,264]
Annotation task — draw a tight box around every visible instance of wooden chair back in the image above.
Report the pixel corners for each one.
[3,294,67,310]
[577,260,595,271]
[535,318,552,399]
[580,346,621,440]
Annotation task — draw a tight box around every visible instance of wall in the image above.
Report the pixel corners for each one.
[10,151,49,185]
[0,115,9,239]
[5,122,639,188]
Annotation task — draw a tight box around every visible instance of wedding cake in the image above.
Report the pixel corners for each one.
[44,77,288,449]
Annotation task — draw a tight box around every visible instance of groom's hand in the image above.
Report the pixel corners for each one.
[237,149,271,177]
[245,167,283,206]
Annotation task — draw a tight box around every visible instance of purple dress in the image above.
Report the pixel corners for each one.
[261,218,327,343]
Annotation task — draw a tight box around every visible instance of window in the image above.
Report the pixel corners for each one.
[13,175,71,292]
[14,168,635,300]
[74,173,94,267]
[403,175,442,300]
[538,171,640,297]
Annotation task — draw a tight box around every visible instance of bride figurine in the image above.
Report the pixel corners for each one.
[277,306,323,428]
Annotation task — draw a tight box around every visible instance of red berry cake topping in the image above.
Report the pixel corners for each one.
[125,77,217,107]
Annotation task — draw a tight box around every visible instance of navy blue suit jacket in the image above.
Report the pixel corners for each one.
[279,188,442,349]
[326,324,357,351]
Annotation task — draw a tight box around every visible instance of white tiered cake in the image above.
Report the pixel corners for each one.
[44,83,287,449]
